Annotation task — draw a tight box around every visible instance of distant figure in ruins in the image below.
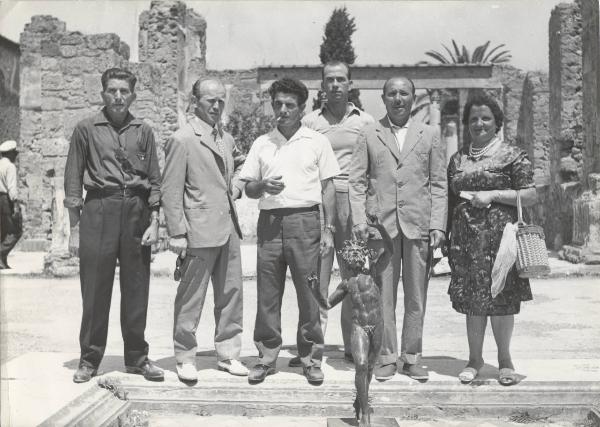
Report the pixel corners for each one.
[0,140,23,269]
[65,67,164,383]
[307,214,393,427]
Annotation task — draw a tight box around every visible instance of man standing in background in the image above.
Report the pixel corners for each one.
[296,61,373,365]
[0,140,22,269]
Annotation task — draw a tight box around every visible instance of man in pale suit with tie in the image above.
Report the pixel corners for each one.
[161,79,248,382]
[349,76,447,381]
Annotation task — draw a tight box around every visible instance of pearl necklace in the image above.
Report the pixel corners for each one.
[469,137,500,159]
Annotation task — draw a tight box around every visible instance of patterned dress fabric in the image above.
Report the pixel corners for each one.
[447,141,534,316]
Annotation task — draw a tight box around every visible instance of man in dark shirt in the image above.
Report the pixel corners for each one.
[64,68,164,383]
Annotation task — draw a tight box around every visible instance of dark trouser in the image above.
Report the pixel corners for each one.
[254,206,323,368]
[0,193,22,264]
[78,190,151,369]
[371,230,431,366]
[318,191,354,353]
[173,224,243,364]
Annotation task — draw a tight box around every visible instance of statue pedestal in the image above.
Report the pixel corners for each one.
[561,173,600,264]
[43,177,80,276]
[327,418,399,427]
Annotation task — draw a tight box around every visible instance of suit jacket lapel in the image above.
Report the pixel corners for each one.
[189,116,222,158]
[188,117,228,185]
[398,121,424,163]
[376,118,400,163]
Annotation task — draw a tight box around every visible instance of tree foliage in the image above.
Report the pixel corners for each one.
[319,6,357,65]
[225,101,273,155]
[348,88,363,110]
[425,40,511,64]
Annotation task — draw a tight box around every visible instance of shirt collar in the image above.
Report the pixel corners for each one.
[189,115,223,137]
[386,115,410,131]
[271,125,312,143]
[93,107,142,127]
[320,102,361,117]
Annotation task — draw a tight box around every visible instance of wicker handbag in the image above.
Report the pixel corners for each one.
[515,190,551,278]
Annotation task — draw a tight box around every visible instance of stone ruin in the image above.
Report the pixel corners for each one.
[518,0,600,263]
[3,0,599,274]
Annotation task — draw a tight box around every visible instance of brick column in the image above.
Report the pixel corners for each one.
[562,0,600,263]
[549,2,583,250]
[18,16,66,249]
[516,73,554,244]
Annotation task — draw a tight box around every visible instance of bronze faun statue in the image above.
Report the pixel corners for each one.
[307,214,393,427]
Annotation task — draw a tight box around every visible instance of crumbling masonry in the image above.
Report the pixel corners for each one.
[5,0,600,267]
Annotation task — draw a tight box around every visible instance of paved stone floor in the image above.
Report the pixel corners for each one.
[148,414,589,426]
[2,274,599,364]
[1,252,599,426]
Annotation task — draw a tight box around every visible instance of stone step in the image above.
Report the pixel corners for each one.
[39,386,130,427]
[6,353,600,426]
[109,374,599,419]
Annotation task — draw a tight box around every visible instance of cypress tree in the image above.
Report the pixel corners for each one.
[319,6,357,64]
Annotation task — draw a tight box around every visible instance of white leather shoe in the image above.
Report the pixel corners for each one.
[217,359,249,376]
[176,363,197,381]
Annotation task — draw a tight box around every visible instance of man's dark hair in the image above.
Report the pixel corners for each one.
[462,92,504,133]
[322,61,352,80]
[268,78,309,105]
[101,68,137,92]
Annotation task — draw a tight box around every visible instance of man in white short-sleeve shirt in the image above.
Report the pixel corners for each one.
[240,77,340,385]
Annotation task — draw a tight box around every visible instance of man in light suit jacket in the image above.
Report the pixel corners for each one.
[349,76,447,382]
[161,79,248,382]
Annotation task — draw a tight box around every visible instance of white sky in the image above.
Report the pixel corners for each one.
[0,0,571,72]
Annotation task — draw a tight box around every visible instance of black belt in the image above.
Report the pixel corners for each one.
[87,187,149,199]
[263,205,319,216]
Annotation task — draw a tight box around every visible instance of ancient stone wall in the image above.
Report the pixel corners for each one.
[548,1,584,248]
[0,36,20,142]
[562,0,600,263]
[515,72,555,243]
[517,72,551,186]
[0,89,19,143]
[580,0,600,180]
[17,1,212,250]
[491,65,527,146]
[17,0,597,261]
[18,16,66,249]
[0,36,20,95]
[138,0,207,160]
[18,17,131,247]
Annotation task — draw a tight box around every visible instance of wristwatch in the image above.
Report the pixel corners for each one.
[324,224,336,234]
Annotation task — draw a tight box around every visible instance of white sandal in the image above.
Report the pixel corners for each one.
[458,366,479,384]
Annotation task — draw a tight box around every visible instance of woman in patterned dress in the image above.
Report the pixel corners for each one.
[447,93,537,386]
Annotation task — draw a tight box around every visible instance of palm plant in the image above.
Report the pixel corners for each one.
[425,40,511,64]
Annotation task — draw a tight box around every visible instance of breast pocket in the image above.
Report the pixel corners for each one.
[375,149,391,167]
[298,150,318,173]
[413,144,430,161]
[128,149,150,176]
